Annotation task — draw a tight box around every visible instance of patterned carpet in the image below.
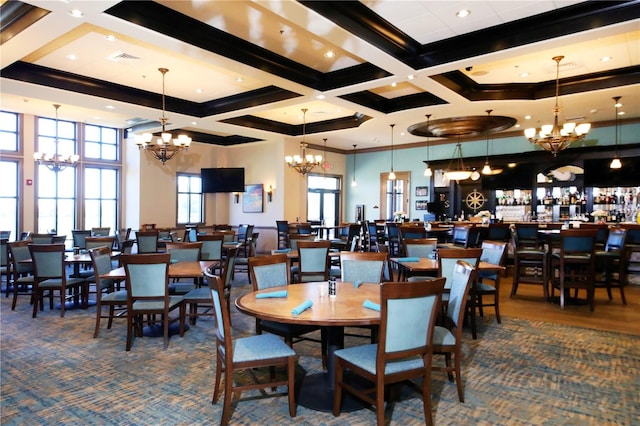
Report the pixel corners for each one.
[1,274,639,425]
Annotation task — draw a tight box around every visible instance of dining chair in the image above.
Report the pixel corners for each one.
[85,236,116,251]
[206,272,297,425]
[248,254,326,368]
[7,241,35,310]
[276,220,290,249]
[121,253,185,351]
[165,241,203,294]
[71,229,92,249]
[89,246,127,338]
[288,234,315,250]
[136,230,159,253]
[384,222,401,256]
[594,228,628,304]
[402,238,438,258]
[212,230,235,243]
[475,240,508,324]
[183,248,238,325]
[1,238,9,295]
[485,222,512,243]
[398,225,428,241]
[436,247,482,339]
[550,229,598,311]
[91,227,111,237]
[511,223,548,300]
[197,234,224,274]
[292,240,331,283]
[30,233,54,244]
[332,278,445,426]
[364,221,380,252]
[29,243,89,318]
[580,223,610,251]
[330,223,360,252]
[339,251,388,284]
[236,224,254,258]
[432,260,476,402]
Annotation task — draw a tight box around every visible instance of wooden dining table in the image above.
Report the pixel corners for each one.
[236,281,380,412]
[100,260,214,281]
[391,257,505,281]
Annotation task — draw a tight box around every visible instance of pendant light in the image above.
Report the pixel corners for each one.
[388,124,396,180]
[351,144,358,187]
[423,114,433,177]
[482,110,493,175]
[609,96,622,169]
[444,136,471,182]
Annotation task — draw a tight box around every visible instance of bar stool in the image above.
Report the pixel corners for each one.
[594,228,628,304]
[511,223,548,300]
[276,220,289,249]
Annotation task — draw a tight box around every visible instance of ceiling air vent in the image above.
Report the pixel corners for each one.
[106,51,141,63]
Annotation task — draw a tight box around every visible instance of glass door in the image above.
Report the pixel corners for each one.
[308,174,341,238]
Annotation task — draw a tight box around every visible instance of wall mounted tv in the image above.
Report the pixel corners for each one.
[201,168,245,193]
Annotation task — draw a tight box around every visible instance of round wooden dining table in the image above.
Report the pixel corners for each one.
[235,281,381,412]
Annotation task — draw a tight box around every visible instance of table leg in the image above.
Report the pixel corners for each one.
[297,326,368,412]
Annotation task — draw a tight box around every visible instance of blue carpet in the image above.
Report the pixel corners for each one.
[1,278,638,425]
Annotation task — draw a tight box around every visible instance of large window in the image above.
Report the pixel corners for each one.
[0,161,18,240]
[177,174,203,224]
[0,111,19,151]
[308,175,340,229]
[381,172,410,221]
[85,124,118,161]
[84,167,117,231]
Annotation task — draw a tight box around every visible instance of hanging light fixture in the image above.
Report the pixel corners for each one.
[388,124,396,180]
[481,109,503,175]
[135,68,191,165]
[33,104,79,172]
[524,56,590,156]
[285,108,322,175]
[351,144,358,187]
[610,96,622,169]
[423,114,433,177]
[444,139,472,182]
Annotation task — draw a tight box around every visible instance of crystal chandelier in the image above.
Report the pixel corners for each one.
[610,96,622,169]
[444,141,471,182]
[524,56,591,156]
[135,68,191,165]
[285,108,322,175]
[33,104,79,172]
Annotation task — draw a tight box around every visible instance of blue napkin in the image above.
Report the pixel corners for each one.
[363,299,380,311]
[353,280,363,288]
[256,290,288,299]
[291,299,313,316]
[274,248,291,253]
[397,257,420,262]
[170,259,179,264]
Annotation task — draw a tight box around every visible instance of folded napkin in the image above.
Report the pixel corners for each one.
[170,259,179,264]
[291,299,313,316]
[397,257,420,262]
[273,248,291,253]
[256,290,288,299]
[353,280,363,288]
[363,299,380,312]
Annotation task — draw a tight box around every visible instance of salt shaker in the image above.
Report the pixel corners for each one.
[328,278,336,298]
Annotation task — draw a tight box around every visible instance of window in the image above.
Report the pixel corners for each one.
[0,161,18,240]
[381,172,410,221]
[0,111,19,151]
[85,124,118,161]
[308,175,340,228]
[177,174,203,224]
[84,167,118,232]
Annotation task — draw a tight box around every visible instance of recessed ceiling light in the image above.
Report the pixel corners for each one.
[236,76,244,83]
[105,35,117,42]
[191,121,197,126]
[508,163,517,168]
[600,56,612,62]
[407,74,415,80]
[514,124,521,128]
[316,94,326,100]
[524,115,532,120]
[68,9,83,18]
[391,82,397,87]
[456,9,470,18]
[66,54,78,61]
[520,72,529,78]
[618,111,625,116]
[105,105,115,110]
[324,50,335,58]
[196,88,203,94]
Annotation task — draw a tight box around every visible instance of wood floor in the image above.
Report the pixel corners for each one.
[487,271,640,336]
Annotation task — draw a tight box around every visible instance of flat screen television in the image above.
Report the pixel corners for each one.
[201,168,245,193]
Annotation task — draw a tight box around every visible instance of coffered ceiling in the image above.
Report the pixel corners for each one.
[1,0,639,153]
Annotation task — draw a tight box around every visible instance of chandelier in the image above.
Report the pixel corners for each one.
[135,68,191,165]
[285,108,322,175]
[444,141,472,182]
[33,104,79,172]
[524,56,591,156]
[610,96,622,169]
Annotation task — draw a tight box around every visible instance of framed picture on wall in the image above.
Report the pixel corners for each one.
[415,186,428,197]
[355,204,364,222]
[416,200,429,210]
[243,184,263,213]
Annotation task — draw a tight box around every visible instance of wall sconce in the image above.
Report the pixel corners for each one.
[233,192,240,204]
[267,185,273,202]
